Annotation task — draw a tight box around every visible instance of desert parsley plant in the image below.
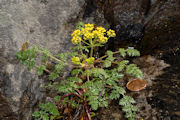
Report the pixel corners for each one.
[16,22,143,120]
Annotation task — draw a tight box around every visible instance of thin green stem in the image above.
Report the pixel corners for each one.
[79,42,83,55]
[86,69,90,81]
[35,65,51,73]
[94,60,119,64]
[38,50,73,67]
[96,51,120,61]
[90,46,93,57]
[49,54,61,62]
[82,40,90,46]
[90,39,93,57]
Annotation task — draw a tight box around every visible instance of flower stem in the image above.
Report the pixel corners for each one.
[82,40,90,46]
[96,51,120,61]
[79,42,83,55]
[86,69,90,81]
[90,39,93,57]
[35,65,50,73]
[90,46,93,57]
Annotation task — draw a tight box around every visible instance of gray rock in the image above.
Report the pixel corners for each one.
[0,0,85,119]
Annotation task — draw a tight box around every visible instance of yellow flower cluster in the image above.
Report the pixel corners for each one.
[83,32,94,40]
[94,26,108,43]
[96,26,106,33]
[71,56,95,66]
[85,24,94,31]
[71,23,116,44]
[71,56,80,65]
[85,57,95,65]
[72,29,81,36]
[71,29,82,44]
[107,29,116,37]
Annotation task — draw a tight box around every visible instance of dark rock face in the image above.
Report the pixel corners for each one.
[96,0,147,48]
[94,0,180,54]
[140,0,180,54]
[0,0,85,119]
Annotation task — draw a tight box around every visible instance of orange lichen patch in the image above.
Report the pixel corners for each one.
[126,79,147,92]
[21,41,29,51]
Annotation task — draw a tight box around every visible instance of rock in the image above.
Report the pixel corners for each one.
[111,113,122,120]
[1,0,180,119]
[95,0,146,48]
[0,0,85,119]
[133,55,170,86]
[0,92,18,119]
[140,0,180,54]
[94,0,180,54]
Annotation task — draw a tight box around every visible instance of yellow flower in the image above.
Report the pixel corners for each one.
[96,26,106,33]
[71,56,81,65]
[81,28,86,35]
[85,57,95,65]
[83,32,94,40]
[97,34,108,43]
[85,23,94,31]
[96,33,107,42]
[71,29,81,37]
[107,29,116,37]
[92,30,100,38]
[72,36,82,44]
[71,24,116,45]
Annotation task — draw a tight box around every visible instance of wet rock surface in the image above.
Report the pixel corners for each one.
[147,50,180,120]
[93,0,180,53]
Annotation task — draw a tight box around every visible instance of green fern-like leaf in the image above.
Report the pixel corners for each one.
[126,64,143,79]
[109,90,120,99]
[55,61,66,74]
[126,48,140,57]
[67,77,82,83]
[36,65,46,75]
[32,111,40,118]
[105,79,117,86]
[117,60,129,72]
[49,72,59,80]
[98,97,108,108]
[89,68,108,78]
[119,96,137,120]
[54,96,61,103]
[39,111,49,120]
[116,86,126,95]
[119,48,126,57]
[104,60,111,68]
[55,52,70,62]
[56,84,72,93]
[106,50,113,56]
[89,100,99,110]
[119,96,136,106]
[76,21,85,30]
[71,69,83,76]
[106,69,124,81]
[106,50,115,61]
[34,102,59,120]
[47,103,59,116]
